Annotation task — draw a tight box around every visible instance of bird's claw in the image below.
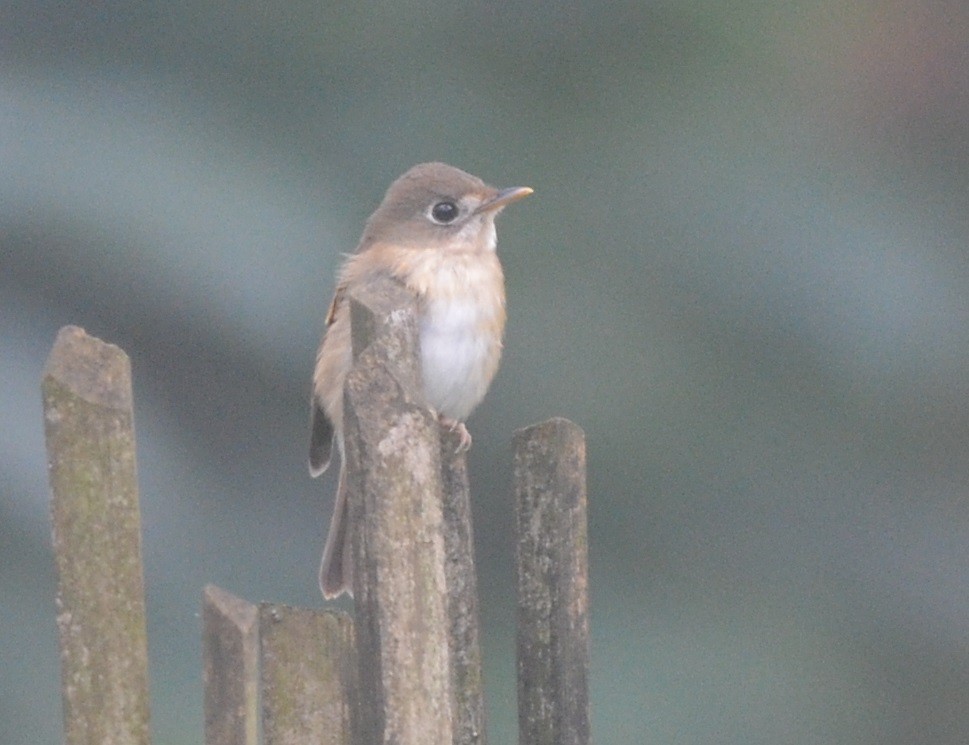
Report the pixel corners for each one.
[439,415,472,453]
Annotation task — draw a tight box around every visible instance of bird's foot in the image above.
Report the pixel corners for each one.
[439,415,472,453]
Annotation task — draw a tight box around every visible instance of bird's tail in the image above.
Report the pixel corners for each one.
[319,464,352,598]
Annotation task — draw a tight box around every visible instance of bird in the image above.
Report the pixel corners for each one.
[309,162,533,598]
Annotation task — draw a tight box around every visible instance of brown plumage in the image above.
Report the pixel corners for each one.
[309,162,532,598]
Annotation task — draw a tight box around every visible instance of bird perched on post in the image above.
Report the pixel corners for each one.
[309,162,533,598]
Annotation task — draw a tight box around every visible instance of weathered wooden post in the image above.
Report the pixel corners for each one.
[342,275,488,745]
[257,601,357,745]
[202,585,259,745]
[42,326,152,745]
[514,418,590,745]
[202,585,357,745]
[439,426,488,744]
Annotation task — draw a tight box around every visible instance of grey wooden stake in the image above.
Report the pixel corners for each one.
[42,325,151,745]
[440,430,488,744]
[342,276,454,745]
[259,603,357,745]
[514,418,590,745]
[202,585,259,745]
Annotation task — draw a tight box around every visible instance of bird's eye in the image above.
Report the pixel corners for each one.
[429,201,459,224]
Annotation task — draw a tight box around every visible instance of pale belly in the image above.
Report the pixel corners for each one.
[419,296,501,420]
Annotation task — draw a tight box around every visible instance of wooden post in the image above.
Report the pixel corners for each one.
[440,431,487,744]
[42,325,152,745]
[259,602,356,745]
[203,587,356,745]
[344,275,489,744]
[514,418,590,745]
[202,585,259,745]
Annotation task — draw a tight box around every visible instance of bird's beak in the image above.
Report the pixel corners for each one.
[477,186,534,213]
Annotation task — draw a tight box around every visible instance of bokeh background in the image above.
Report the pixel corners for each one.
[5,2,969,743]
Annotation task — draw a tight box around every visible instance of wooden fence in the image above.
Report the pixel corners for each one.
[41,276,590,745]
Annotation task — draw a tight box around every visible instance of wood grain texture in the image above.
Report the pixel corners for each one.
[202,585,259,745]
[343,276,454,745]
[514,418,590,745]
[259,603,356,745]
[43,325,151,745]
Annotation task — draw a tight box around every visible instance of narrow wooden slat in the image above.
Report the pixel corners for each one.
[202,585,259,745]
[343,276,454,745]
[514,418,590,745]
[259,603,356,745]
[42,325,151,745]
[440,431,488,745]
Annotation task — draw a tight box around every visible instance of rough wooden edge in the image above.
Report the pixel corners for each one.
[259,603,357,745]
[343,275,455,745]
[513,417,590,745]
[440,430,488,745]
[42,325,151,745]
[202,585,259,745]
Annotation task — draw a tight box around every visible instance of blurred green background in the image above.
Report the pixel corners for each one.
[4,1,969,743]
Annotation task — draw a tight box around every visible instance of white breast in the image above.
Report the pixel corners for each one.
[420,294,499,420]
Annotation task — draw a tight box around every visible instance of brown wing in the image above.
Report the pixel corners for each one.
[308,285,346,476]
